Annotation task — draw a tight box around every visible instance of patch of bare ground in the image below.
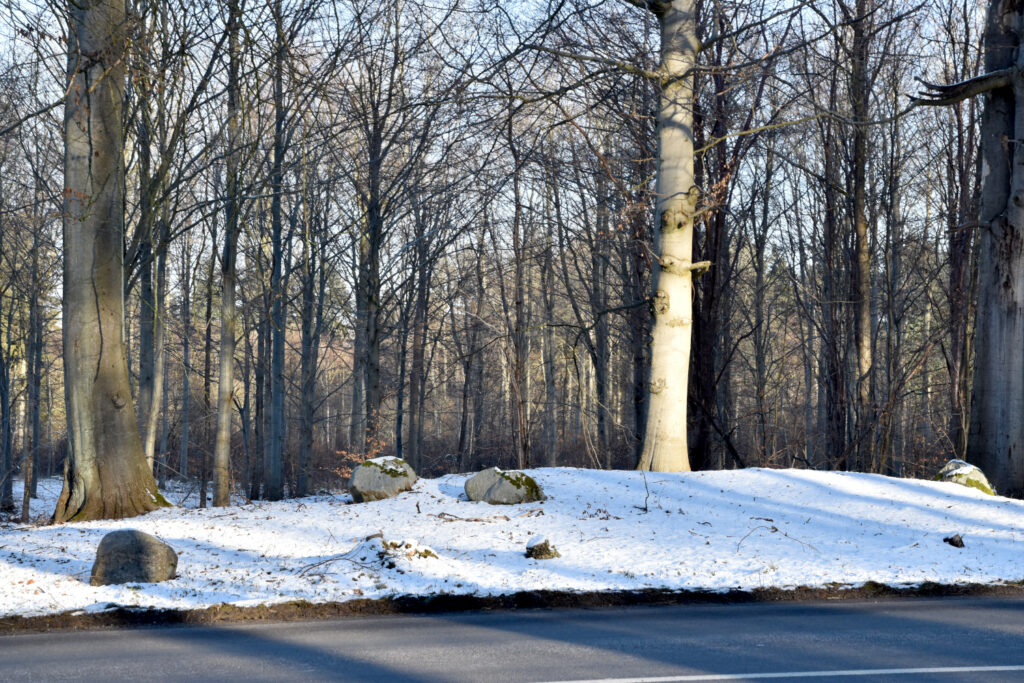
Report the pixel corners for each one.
[4,582,1024,634]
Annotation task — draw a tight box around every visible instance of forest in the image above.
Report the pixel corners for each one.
[0,0,1017,522]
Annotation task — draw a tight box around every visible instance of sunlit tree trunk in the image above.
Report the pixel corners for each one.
[639,1,701,472]
[55,0,166,522]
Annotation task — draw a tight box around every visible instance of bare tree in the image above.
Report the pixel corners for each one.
[55,0,167,522]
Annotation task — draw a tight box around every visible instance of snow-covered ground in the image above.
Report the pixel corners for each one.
[2,468,1023,619]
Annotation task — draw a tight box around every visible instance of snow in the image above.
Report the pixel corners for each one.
[2,468,1023,618]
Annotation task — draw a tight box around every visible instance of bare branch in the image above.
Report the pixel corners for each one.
[911,67,1015,107]
[525,43,661,81]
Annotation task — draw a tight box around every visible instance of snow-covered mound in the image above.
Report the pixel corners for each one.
[2,468,1023,618]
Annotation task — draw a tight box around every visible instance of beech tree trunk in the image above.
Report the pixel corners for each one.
[638,1,700,472]
[55,0,166,522]
[966,0,1024,496]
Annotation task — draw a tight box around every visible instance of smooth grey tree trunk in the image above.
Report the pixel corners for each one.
[638,1,700,472]
[55,0,166,522]
[966,0,1024,496]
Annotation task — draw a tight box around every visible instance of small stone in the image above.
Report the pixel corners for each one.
[464,467,545,505]
[943,534,965,548]
[525,537,559,560]
[349,457,417,502]
[90,530,177,586]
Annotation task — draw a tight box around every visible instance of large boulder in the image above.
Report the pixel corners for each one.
[465,467,545,505]
[90,530,178,586]
[349,457,418,502]
[934,459,995,495]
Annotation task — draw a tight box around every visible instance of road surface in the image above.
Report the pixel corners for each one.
[2,598,1023,681]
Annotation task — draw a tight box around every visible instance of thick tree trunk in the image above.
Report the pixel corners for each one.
[967,0,1024,496]
[55,0,166,522]
[639,1,699,472]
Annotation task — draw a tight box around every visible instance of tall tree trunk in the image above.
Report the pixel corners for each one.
[407,210,430,472]
[251,314,267,499]
[22,253,40,520]
[0,335,11,512]
[850,0,874,472]
[592,171,611,465]
[143,223,168,472]
[201,219,217,508]
[627,180,651,466]
[639,1,700,472]
[179,230,193,478]
[265,0,287,500]
[507,119,530,470]
[966,0,1024,496]
[297,207,318,496]
[55,0,166,522]
[0,180,10,512]
[213,0,242,507]
[350,237,367,452]
[542,194,559,468]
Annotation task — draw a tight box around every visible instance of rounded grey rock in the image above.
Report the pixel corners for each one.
[464,467,545,505]
[90,529,178,586]
[349,457,418,503]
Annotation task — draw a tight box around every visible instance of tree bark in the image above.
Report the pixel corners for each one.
[213,0,242,507]
[55,0,166,522]
[639,1,699,472]
[967,0,1024,496]
[265,0,287,500]
[850,0,874,472]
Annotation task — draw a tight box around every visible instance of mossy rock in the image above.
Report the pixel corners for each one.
[525,537,559,560]
[933,459,995,496]
[349,457,418,502]
[464,467,546,505]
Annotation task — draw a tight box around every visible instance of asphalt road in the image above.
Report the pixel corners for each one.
[2,598,1023,682]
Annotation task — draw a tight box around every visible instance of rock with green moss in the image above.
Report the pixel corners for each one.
[464,467,546,504]
[933,459,995,496]
[349,457,418,502]
[525,536,559,560]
